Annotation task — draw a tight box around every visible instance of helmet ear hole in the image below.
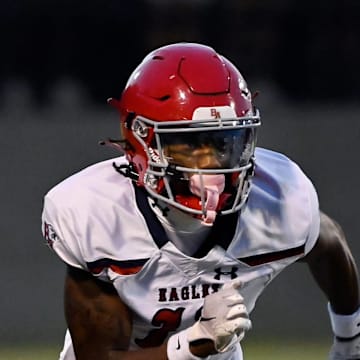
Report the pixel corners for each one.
[132,119,150,138]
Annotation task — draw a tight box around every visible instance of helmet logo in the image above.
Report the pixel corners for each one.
[210,108,221,119]
[193,106,237,120]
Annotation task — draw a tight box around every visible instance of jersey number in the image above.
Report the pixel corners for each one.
[135,307,201,348]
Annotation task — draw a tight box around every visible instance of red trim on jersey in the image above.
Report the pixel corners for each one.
[87,258,149,275]
[109,264,144,275]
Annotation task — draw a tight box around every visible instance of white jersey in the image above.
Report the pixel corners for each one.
[42,147,320,360]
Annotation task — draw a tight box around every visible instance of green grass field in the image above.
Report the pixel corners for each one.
[0,340,329,359]
[0,346,59,360]
[243,340,329,359]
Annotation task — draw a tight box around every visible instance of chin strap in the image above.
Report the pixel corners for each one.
[112,162,139,181]
[189,174,225,226]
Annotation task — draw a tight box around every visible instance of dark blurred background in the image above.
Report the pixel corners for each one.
[2,0,360,105]
[1,0,359,353]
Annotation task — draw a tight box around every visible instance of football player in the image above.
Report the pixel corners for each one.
[42,43,360,360]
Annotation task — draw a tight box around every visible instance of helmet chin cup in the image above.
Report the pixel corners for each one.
[189,174,225,226]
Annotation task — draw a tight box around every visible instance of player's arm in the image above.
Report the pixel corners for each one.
[301,211,360,359]
[65,265,168,360]
[302,211,359,314]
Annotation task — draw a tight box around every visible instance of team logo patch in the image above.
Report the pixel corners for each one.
[192,106,237,120]
[43,221,58,248]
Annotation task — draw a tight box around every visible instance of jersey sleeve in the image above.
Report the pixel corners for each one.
[42,194,87,270]
[303,174,321,255]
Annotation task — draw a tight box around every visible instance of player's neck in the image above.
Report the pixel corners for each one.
[148,197,212,256]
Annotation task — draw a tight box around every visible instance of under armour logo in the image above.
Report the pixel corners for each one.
[214,267,238,280]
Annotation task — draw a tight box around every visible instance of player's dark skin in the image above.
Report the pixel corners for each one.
[64,211,360,360]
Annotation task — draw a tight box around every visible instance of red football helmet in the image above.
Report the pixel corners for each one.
[108,43,260,225]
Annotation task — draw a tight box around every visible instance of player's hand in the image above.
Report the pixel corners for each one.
[329,335,360,359]
[188,279,251,354]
